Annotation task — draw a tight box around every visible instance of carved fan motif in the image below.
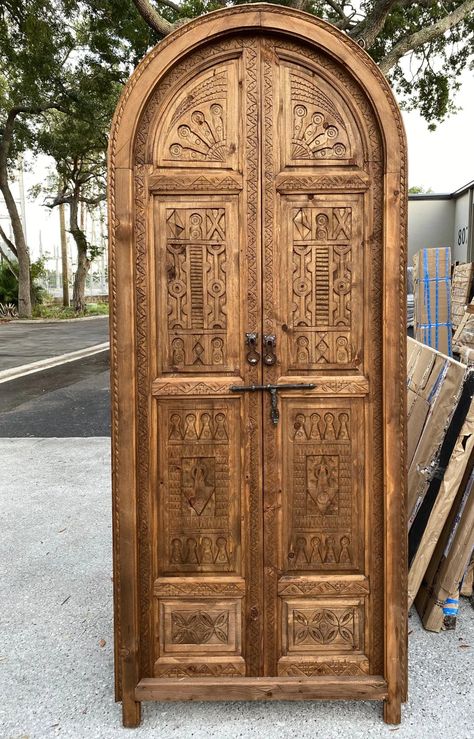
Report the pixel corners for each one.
[164,70,229,162]
[290,73,350,160]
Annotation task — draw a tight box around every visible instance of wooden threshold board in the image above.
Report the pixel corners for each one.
[135,676,388,702]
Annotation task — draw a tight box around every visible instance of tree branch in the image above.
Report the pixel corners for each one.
[0,222,17,258]
[379,0,474,73]
[132,0,173,36]
[350,0,399,48]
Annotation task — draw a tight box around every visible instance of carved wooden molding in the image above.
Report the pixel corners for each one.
[278,577,369,596]
[278,376,369,395]
[154,578,246,597]
[149,174,243,193]
[278,657,369,676]
[152,379,240,396]
[276,174,369,193]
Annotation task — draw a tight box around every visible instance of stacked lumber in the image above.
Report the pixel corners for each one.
[407,337,474,631]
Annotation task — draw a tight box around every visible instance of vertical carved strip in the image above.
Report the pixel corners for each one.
[262,41,279,675]
[243,38,262,676]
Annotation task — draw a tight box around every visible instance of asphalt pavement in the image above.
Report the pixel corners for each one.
[0,317,111,437]
[0,316,109,371]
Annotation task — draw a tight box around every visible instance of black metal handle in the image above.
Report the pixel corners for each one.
[245,332,260,366]
[229,383,316,425]
[263,334,277,366]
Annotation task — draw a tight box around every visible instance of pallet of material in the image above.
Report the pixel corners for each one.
[408,371,474,608]
[415,445,474,631]
[413,247,452,355]
[451,262,474,331]
[407,338,466,526]
[453,298,474,361]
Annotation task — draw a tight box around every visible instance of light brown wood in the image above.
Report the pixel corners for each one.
[135,676,388,701]
[109,4,407,727]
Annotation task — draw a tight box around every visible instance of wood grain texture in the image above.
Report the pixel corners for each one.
[135,676,388,701]
[108,4,407,728]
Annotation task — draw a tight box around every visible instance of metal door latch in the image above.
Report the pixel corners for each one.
[245,332,260,366]
[263,334,277,365]
[229,383,316,425]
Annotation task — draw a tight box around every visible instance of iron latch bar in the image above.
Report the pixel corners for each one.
[229,383,316,425]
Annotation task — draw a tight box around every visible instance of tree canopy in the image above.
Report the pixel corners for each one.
[131,0,474,128]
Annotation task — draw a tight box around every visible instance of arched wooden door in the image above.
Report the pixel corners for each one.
[109,5,407,728]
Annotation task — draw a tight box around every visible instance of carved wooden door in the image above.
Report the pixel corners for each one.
[110,7,406,728]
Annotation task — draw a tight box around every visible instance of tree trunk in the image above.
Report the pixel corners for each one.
[0,111,32,318]
[0,176,32,317]
[59,203,70,307]
[69,196,90,312]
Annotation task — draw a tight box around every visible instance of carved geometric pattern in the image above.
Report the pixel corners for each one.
[278,578,369,596]
[291,73,350,159]
[169,534,231,566]
[288,534,352,567]
[288,407,354,570]
[150,175,242,193]
[278,659,369,676]
[292,411,350,441]
[165,70,228,162]
[171,610,229,644]
[154,579,245,597]
[291,206,353,367]
[168,410,228,442]
[293,608,356,646]
[165,206,229,370]
[164,405,235,573]
[276,175,369,193]
[155,661,245,677]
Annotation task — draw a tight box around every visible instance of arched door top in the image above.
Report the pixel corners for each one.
[110,4,406,175]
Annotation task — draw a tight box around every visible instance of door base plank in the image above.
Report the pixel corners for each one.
[135,676,387,702]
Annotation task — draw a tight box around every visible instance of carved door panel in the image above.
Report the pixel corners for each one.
[259,39,382,679]
[148,43,264,680]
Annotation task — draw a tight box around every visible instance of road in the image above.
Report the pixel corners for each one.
[0,316,109,370]
[0,318,110,437]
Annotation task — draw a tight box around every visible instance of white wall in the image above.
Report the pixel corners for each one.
[453,191,470,263]
[408,197,454,264]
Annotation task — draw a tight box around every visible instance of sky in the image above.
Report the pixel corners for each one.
[401,70,474,193]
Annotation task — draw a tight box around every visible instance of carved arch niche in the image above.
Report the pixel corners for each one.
[149,59,241,170]
[279,60,364,167]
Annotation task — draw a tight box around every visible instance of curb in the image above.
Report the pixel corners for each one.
[0,342,110,384]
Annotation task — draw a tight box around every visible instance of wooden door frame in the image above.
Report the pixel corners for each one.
[108,4,407,727]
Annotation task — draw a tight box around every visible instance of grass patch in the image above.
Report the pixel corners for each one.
[32,303,109,319]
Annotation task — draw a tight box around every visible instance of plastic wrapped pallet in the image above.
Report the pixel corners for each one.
[413,247,452,355]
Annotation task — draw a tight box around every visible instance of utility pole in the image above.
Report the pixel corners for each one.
[59,203,69,307]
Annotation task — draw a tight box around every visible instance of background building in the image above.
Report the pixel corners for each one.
[408,180,474,264]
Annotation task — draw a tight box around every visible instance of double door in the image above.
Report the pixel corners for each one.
[147,35,381,681]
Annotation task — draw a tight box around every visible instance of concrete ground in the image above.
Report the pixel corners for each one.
[0,317,109,371]
[1,438,473,739]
